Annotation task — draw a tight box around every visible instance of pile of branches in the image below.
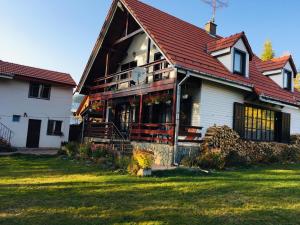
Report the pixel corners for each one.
[202,125,240,154]
[291,135,300,145]
[201,125,300,167]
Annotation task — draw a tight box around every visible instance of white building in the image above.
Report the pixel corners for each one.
[0,60,76,148]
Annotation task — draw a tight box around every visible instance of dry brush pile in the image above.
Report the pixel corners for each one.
[198,125,300,169]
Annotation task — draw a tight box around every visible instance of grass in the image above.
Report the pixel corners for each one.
[0,156,300,225]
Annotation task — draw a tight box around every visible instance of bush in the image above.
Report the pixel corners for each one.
[127,159,140,175]
[133,148,154,169]
[115,156,131,171]
[280,145,300,163]
[64,142,79,158]
[180,155,197,167]
[197,152,225,170]
[79,143,92,158]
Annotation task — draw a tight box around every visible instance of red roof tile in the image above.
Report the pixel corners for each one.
[256,55,297,75]
[99,0,299,106]
[0,60,76,87]
[207,32,253,59]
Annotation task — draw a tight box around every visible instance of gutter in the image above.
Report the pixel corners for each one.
[0,73,14,79]
[173,72,191,165]
[259,96,300,109]
[175,65,253,92]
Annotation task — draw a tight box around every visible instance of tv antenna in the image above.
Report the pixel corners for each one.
[202,0,228,22]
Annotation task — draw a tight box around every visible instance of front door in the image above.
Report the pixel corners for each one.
[26,119,41,148]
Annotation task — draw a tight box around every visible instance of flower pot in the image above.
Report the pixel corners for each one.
[137,168,152,177]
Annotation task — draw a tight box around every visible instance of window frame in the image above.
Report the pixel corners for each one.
[28,82,51,100]
[283,69,292,91]
[233,48,247,76]
[47,120,63,136]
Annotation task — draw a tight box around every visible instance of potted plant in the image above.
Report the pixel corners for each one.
[132,148,154,176]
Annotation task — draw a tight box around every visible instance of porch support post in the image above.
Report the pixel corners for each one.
[173,72,190,165]
[138,94,143,138]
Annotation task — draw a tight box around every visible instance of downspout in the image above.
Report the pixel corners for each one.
[173,72,191,165]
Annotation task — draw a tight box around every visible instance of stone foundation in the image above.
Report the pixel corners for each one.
[131,142,202,166]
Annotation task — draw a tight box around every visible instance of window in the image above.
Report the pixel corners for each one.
[234,103,291,143]
[233,49,246,75]
[12,115,21,122]
[283,70,292,91]
[121,61,137,71]
[244,106,276,142]
[153,52,169,81]
[47,120,63,136]
[29,82,51,100]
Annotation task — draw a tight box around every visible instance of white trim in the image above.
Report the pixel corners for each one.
[186,70,253,92]
[259,96,299,109]
[0,73,14,79]
[210,47,231,57]
[263,69,282,76]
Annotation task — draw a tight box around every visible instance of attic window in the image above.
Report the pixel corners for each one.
[283,70,292,91]
[233,49,246,76]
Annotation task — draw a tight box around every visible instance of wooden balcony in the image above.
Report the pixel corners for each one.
[89,59,175,101]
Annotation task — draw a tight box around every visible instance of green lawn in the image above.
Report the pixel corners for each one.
[0,156,300,225]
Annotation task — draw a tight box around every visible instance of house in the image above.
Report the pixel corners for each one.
[76,0,300,165]
[0,60,76,149]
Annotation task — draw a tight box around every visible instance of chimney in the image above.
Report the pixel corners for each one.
[205,21,217,36]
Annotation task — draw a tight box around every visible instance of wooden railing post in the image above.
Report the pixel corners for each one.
[138,94,143,140]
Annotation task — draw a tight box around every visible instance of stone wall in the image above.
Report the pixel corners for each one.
[131,142,202,166]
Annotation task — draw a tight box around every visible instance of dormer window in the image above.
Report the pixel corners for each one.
[233,49,246,75]
[283,69,292,91]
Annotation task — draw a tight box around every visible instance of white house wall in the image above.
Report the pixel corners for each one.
[0,79,73,148]
[118,33,159,70]
[199,80,245,134]
[282,107,300,134]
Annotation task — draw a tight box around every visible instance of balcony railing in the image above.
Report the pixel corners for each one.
[130,123,175,145]
[89,59,173,93]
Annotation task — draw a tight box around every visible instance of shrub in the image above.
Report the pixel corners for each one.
[79,143,92,158]
[127,159,140,175]
[180,155,197,167]
[115,156,131,171]
[280,145,300,163]
[64,142,79,158]
[197,152,225,170]
[133,148,154,169]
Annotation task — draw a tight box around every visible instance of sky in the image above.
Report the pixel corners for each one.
[1,0,300,84]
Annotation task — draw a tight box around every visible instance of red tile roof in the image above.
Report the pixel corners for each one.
[0,60,76,87]
[256,55,297,75]
[207,32,254,59]
[121,0,298,106]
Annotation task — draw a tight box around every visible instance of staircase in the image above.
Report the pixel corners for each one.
[85,122,133,154]
[0,121,13,151]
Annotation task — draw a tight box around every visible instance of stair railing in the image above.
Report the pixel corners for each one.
[0,121,12,146]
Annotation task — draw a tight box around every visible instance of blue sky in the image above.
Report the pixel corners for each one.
[0,0,299,83]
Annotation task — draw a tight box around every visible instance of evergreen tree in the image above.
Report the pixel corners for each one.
[261,40,275,61]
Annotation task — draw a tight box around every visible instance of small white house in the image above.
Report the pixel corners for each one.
[0,60,76,148]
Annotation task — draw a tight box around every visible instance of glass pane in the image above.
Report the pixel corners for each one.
[234,52,242,72]
[29,83,40,97]
[41,85,51,99]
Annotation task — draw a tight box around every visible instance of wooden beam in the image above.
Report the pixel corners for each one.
[105,52,110,77]
[146,38,151,64]
[113,28,143,46]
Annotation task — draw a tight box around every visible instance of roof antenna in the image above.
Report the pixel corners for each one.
[202,0,228,22]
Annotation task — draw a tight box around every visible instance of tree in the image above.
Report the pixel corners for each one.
[261,40,275,61]
[295,73,300,91]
